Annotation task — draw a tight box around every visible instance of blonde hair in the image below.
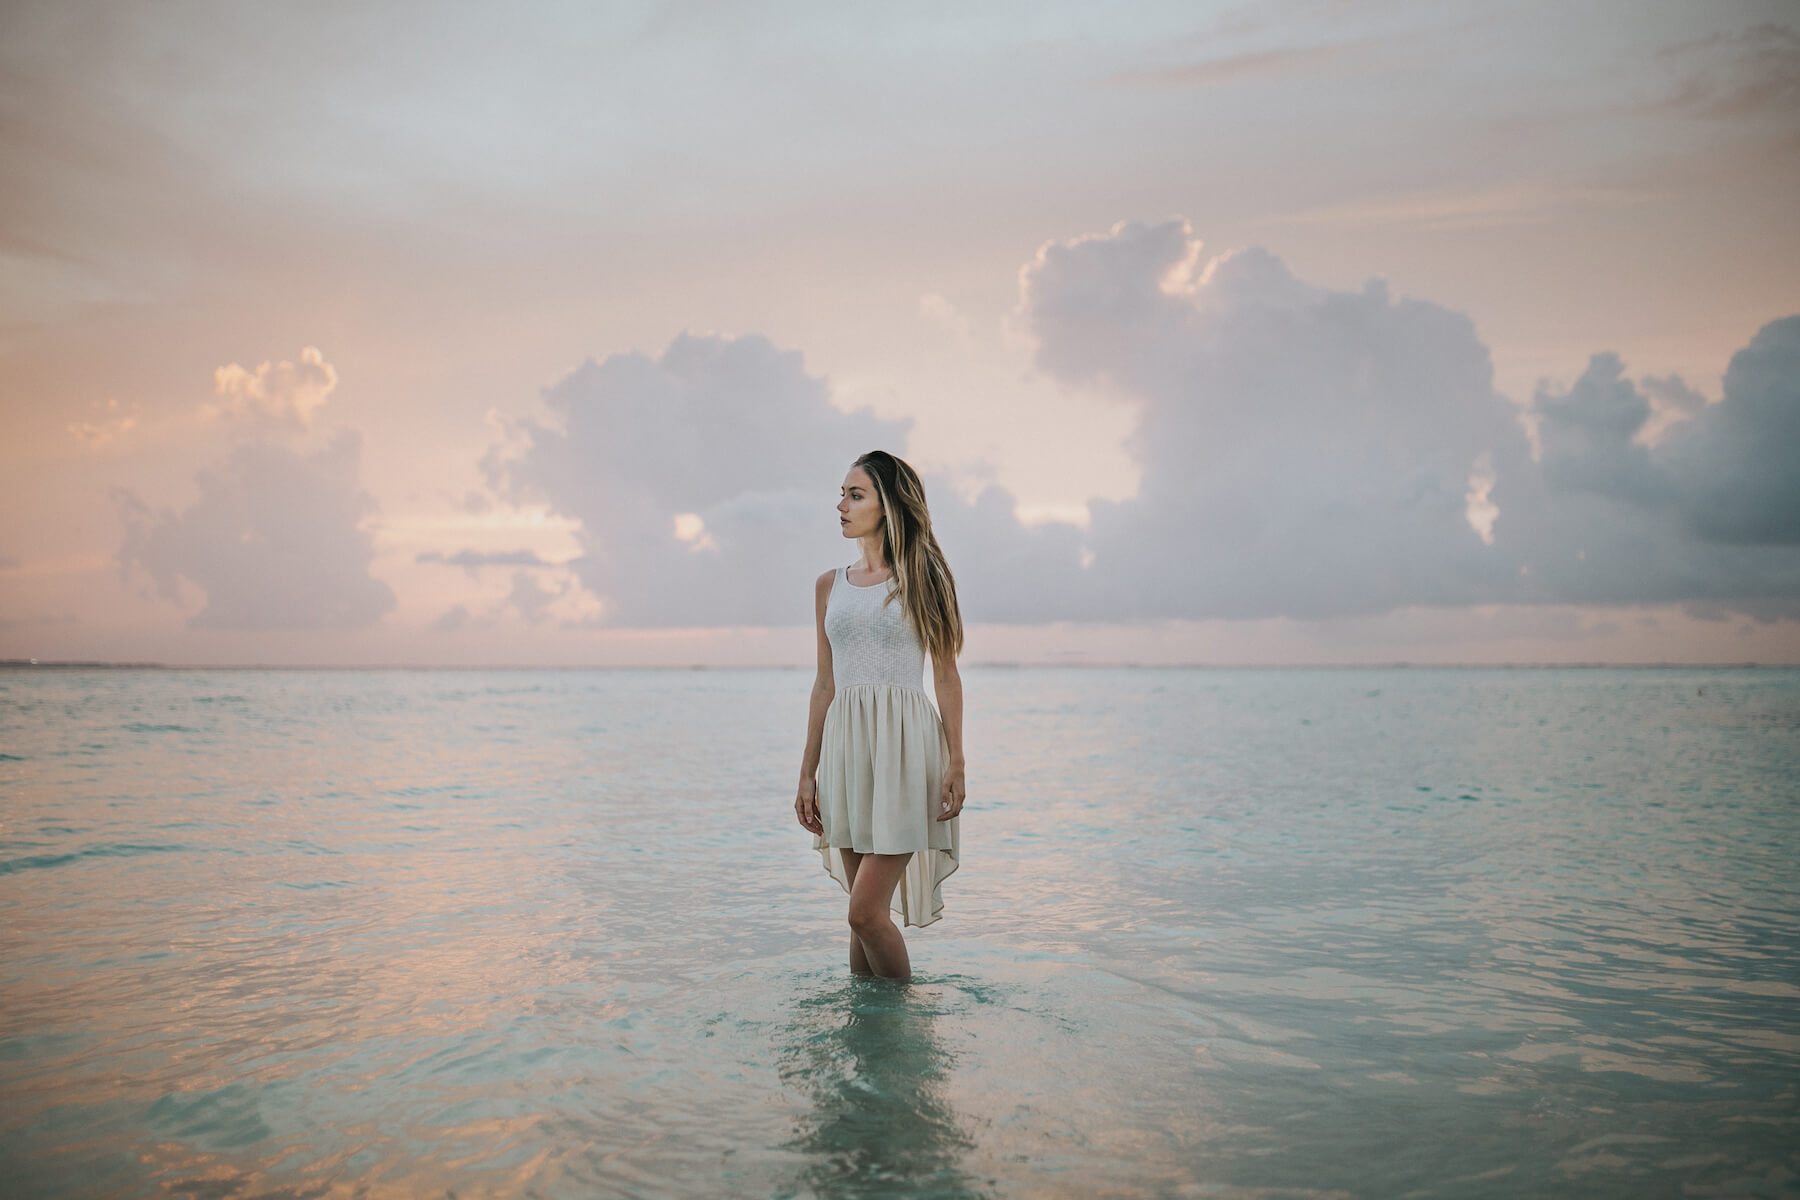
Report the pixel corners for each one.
[853,450,964,663]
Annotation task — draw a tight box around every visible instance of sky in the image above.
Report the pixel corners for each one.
[2,0,1798,666]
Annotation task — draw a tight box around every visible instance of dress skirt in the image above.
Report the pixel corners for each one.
[812,682,960,928]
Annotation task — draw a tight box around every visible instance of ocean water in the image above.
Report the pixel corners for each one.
[1,665,1796,1199]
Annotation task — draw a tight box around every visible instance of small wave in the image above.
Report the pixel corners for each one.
[0,842,189,875]
[123,723,196,734]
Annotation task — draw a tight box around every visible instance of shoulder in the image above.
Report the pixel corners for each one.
[815,567,838,592]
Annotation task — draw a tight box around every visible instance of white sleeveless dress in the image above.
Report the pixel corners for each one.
[813,564,960,927]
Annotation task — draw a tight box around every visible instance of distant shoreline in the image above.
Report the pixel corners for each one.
[1,659,1785,671]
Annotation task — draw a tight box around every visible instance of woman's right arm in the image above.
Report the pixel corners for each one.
[795,569,835,834]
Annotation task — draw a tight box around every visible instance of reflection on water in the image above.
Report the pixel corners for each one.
[1,666,1797,1197]
[776,978,984,1199]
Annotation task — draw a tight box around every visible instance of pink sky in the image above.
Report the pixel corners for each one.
[3,1,1798,665]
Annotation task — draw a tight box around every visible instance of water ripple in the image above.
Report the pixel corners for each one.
[0,666,1795,1198]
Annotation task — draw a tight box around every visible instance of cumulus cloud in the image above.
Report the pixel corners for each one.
[430,604,471,633]
[1020,219,1532,620]
[488,333,903,626]
[502,569,562,625]
[202,345,337,434]
[511,271,1266,628]
[116,430,395,629]
[1633,371,1710,447]
[1511,316,1800,612]
[1662,316,1800,545]
[1018,219,1800,621]
[484,330,1100,629]
[480,221,1799,631]
[1532,352,1673,508]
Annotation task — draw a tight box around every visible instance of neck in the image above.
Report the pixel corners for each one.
[855,533,888,573]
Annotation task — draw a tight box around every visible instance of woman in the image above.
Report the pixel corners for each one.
[794,450,966,980]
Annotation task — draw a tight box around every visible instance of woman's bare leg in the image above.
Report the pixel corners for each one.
[837,848,874,976]
[846,852,914,980]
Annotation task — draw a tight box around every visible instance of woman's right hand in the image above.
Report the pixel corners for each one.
[795,776,824,835]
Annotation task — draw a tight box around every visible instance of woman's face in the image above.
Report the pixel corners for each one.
[838,466,883,540]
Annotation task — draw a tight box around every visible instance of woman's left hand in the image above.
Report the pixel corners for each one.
[938,762,965,821]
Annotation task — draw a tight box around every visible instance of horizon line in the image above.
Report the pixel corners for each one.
[0,659,1789,671]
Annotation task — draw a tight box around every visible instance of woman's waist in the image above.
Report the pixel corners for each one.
[829,679,934,701]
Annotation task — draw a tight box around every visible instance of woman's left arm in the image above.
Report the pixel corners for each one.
[933,652,966,821]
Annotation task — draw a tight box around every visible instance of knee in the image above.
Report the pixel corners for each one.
[847,900,889,938]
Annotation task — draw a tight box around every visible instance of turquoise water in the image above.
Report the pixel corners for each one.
[1,666,1796,1198]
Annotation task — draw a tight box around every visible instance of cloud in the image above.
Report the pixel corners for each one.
[1671,315,1800,545]
[1524,317,1800,550]
[503,569,562,625]
[0,612,76,632]
[1102,41,1363,90]
[485,329,1104,629]
[1637,371,1709,445]
[481,221,1800,631]
[201,346,338,435]
[115,429,395,629]
[918,293,974,340]
[429,604,471,633]
[924,483,1096,624]
[1659,22,1800,120]
[1019,219,1531,620]
[1017,218,1800,622]
[1254,184,1648,234]
[1532,352,1674,508]
[416,548,557,576]
[487,332,914,627]
[66,398,138,448]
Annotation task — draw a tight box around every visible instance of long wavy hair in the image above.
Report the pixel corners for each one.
[853,450,964,663]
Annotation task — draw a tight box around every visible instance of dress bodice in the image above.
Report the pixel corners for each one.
[825,565,928,693]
